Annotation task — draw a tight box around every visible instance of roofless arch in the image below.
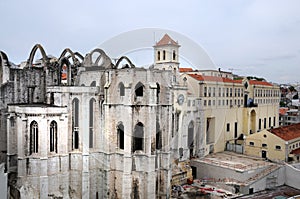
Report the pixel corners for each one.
[0,51,10,67]
[83,48,113,68]
[115,56,135,69]
[58,48,79,64]
[27,44,48,67]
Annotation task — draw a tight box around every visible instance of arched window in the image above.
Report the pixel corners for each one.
[132,122,144,152]
[157,51,160,61]
[117,123,124,150]
[72,98,79,149]
[50,121,57,153]
[30,121,38,154]
[163,50,166,60]
[90,81,96,87]
[89,98,95,148]
[135,82,144,97]
[188,121,194,157]
[119,82,125,96]
[173,50,176,60]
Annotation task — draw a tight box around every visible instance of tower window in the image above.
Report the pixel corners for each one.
[157,51,160,61]
[163,50,166,60]
[173,50,176,60]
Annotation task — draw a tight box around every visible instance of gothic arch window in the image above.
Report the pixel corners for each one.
[119,82,125,96]
[50,121,58,153]
[132,122,144,152]
[30,121,38,155]
[117,123,124,150]
[163,50,166,60]
[89,98,96,148]
[173,50,176,60]
[157,51,160,61]
[72,98,79,149]
[90,81,96,87]
[135,82,144,97]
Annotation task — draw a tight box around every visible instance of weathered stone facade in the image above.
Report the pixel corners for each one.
[0,34,201,198]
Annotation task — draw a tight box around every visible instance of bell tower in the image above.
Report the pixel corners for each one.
[153,34,180,70]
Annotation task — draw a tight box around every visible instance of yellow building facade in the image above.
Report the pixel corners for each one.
[180,69,280,154]
[245,123,300,162]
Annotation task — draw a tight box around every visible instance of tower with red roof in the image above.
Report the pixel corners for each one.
[153,33,180,70]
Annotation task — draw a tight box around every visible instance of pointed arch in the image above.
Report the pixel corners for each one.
[90,81,96,87]
[115,56,135,69]
[50,120,58,153]
[135,82,144,97]
[0,51,10,67]
[74,52,84,61]
[119,82,125,96]
[59,48,78,64]
[83,48,113,68]
[132,122,144,152]
[72,98,80,149]
[250,110,256,134]
[0,51,10,84]
[58,48,82,86]
[28,44,48,67]
[30,121,39,154]
[117,122,124,150]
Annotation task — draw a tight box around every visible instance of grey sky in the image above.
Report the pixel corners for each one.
[1,0,300,84]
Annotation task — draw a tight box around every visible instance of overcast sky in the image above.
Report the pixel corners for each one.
[1,0,300,84]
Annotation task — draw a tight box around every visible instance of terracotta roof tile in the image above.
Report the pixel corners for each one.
[249,80,273,86]
[155,34,179,46]
[188,74,242,84]
[279,108,289,116]
[179,68,193,72]
[290,148,300,155]
[270,123,300,141]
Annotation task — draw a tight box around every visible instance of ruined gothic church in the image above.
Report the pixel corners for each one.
[0,34,201,198]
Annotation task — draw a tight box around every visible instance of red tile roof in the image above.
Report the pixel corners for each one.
[188,74,243,84]
[270,123,300,141]
[249,80,273,86]
[279,108,289,116]
[290,148,300,155]
[179,68,193,72]
[155,34,179,46]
